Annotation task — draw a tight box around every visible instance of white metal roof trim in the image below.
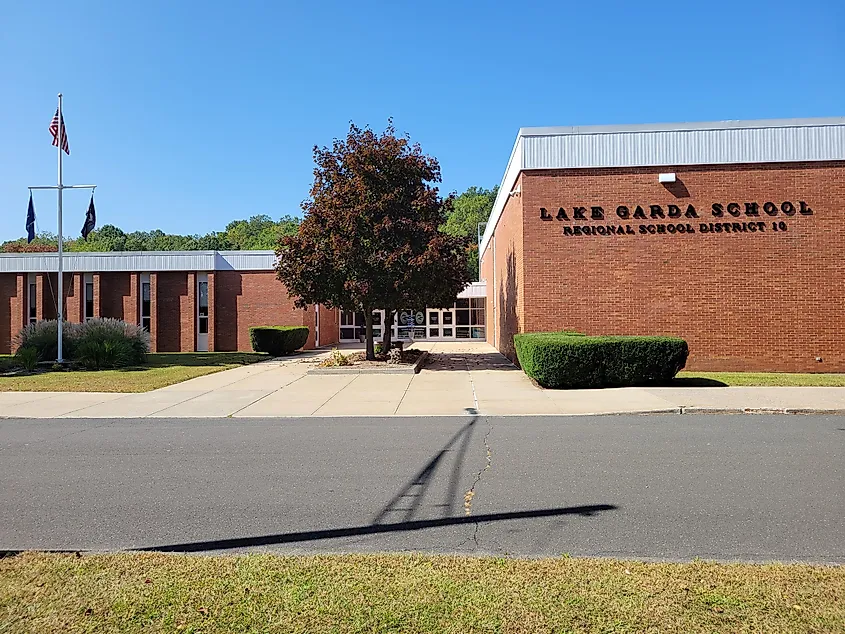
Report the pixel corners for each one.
[522,125,845,170]
[479,136,525,258]
[215,251,277,271]
[0,250,276,273]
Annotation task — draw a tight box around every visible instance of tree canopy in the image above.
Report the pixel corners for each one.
[0,215,301,253]
[440,185,498,279]
[276,122,471,359]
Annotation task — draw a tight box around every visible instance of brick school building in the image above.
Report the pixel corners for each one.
[479,118,845,371]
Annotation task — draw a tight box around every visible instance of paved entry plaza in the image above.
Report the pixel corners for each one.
[1,342,844,418]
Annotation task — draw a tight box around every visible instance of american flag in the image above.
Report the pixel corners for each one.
[49,108,70,155]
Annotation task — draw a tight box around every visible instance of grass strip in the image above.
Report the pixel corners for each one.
[676,371,845,387]
[0,352,268,393]
[0,552,842,633]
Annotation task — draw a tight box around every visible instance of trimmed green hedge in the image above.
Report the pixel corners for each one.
[514,332,689,389]
[249,326,309,356]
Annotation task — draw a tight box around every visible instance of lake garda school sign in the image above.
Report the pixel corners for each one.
[541,201,814,236]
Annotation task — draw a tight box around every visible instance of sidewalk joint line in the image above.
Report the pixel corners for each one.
[228,374,308,417]
[309,374,361,416]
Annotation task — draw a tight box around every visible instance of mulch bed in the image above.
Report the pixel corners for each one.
[319,349,424,369]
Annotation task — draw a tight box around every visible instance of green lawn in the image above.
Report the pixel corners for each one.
[0,552,842,633]
[676,371,845,387]
[0,352,268,393]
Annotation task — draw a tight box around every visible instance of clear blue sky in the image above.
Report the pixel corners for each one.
[1,0,842,241]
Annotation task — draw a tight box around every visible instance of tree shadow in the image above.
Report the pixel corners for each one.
[135,414,617,553]
[664,377,729,387]
[497,249,519,364]
[115,352,269,372]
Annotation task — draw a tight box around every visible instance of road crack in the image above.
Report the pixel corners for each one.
[463,423,492,516]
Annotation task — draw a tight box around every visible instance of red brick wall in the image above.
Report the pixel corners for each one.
[185,272,196,352]
[481,243,493,347]
[499,161,845,372]
[482,175,524,359]
[66,273,83,323]
[207,273,216,351]
[126,274,139,325]
[0,274,23,354]
[303,305,317,349]
[213,271,310,352]
[154,272,192,352]
[318,305,340,346]
[37,274,51,320]
[99,273,136,321]
[148,273,158,352]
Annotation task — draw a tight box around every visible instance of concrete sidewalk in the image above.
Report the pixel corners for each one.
[1,342,844,418]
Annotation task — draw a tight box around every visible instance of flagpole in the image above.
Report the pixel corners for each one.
[57,93,64,364]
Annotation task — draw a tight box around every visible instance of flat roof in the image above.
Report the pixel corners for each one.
[518,117,845,137]
[479,117,845,257]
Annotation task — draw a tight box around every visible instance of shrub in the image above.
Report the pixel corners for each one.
[323,347,351,367]
[249,326,309,356]
[14,320,81,362]
[13,318,148,368]
[14,346,39,372]
[75,318,148,367]
[75,338,139,370]
[514,333,689,389]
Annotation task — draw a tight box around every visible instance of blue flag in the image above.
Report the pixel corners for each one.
[81,194,96,239]
[26,193,36,243]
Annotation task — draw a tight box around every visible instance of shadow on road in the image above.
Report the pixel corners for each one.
[133,413,617,553]
[137,505,618,553]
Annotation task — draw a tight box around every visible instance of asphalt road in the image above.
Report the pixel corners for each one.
[1,414,843,563]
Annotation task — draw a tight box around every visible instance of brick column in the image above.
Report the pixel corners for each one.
[9,274,27,352]
[93,273,102,318]
[149,273,158,353]
[35,274,45,320]
[184,272,196,352]
[65,273,83,323]
[207,272,216,351]
[125,273,139,324]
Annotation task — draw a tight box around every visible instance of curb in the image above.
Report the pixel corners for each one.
[677,406,845,416]
[307,351,429,375]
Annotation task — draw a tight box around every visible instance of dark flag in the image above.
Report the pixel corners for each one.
[81,194,96,239]
[26,193,36,243]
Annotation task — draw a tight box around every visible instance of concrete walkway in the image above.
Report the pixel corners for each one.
[1,342,844,418]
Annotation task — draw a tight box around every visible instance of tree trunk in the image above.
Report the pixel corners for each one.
[382,309,394,352]
[364,308,375,360]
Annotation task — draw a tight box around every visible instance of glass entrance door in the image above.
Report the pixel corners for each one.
[426,308,456,340]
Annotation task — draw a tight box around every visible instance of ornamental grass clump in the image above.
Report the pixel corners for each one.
[13,318,149,369]
[14,320,81,362]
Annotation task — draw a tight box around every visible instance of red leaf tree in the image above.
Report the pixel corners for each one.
[276,122,471,360]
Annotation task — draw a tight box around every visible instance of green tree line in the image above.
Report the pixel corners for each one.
[1,215,302,253]
[2,186,498,277]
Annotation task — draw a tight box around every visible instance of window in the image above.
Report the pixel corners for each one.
[198,281,209,334]
[455,297,485,339]
[141,278,151,332]
[28,276,37,324]
[85,282,94,321]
